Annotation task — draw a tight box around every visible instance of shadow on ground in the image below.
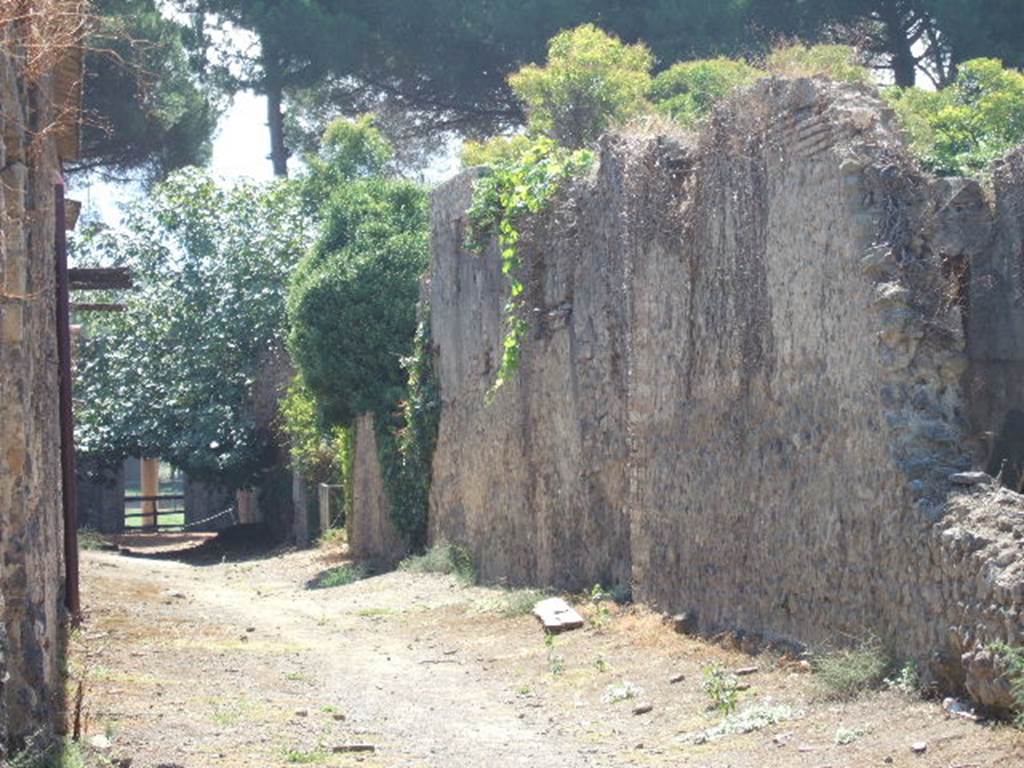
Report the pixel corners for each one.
[111,524,281,566]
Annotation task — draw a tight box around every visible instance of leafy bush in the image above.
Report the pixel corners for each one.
[766,43,871,84]
[287,178,430,428]
[988,641,1024,724]
[301,114,394,210]
[375,311,441,548]
[651,57,764,127]
[279,374,349,486]
[885,58,1024,177]
[815,638,892,700]
[399,542,476,584]
[508,24,654,148]
[461,134,534,168]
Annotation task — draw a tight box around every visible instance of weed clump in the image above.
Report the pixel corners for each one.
[501,588,548,617]
[988,642,1024,725]
[703,663,740,714]
[815,638,892,700]
[399,542,476,584]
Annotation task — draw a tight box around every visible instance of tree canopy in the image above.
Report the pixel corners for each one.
[74,170,309,488]
[76,0,219,183]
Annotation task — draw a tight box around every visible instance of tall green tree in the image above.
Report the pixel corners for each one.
[75,0,219,183]
[74,170,310,487]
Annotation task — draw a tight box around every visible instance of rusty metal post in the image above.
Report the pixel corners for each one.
[55,180,80,616]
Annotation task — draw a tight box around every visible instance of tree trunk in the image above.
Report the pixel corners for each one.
[882,3,918,87]
[261,35,289,178]
[266,76,288,178]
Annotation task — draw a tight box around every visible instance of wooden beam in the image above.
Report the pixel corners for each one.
[68,267,133,291]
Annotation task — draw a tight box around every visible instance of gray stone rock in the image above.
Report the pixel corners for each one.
[963,649,1017,714]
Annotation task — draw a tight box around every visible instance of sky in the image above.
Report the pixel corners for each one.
[75,88,460,227]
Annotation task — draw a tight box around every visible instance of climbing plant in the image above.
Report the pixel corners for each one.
[375,310,441,549]
[466,137,595,393]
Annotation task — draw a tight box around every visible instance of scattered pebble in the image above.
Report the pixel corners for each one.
[294,708,308,717]
[911,741,927,754]
[669,673,685,684]
[734,666,758,676]
[632,702,654,715]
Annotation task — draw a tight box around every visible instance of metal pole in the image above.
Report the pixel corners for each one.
[55,180,80,617]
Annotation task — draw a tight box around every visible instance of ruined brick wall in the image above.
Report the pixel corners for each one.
[427,77,1024,688]
[0,27,66,746]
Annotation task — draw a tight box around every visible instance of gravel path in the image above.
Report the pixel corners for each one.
[73,538,1024,768]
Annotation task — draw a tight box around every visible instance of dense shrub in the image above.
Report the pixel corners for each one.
[651,57,764,127]
[885,58,1024,177]
[766,43,871,84]
[287,178,429,428]
[508,23,653,148]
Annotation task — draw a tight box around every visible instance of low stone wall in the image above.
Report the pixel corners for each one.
[347,413,407,567]
[426,77,1024,693]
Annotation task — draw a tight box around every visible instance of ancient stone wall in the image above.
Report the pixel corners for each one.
[427,77,1024,689]
[967,150,1024,488]
[0,27,66,747]
[347,413,407,567]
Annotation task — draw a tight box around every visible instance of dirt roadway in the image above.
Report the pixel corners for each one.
[71,536,1024,768]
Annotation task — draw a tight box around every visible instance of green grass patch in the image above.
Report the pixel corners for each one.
[355,607,395,617]
[399,542,476,584]
[311,564,366,589]
[282,747,328,764]
[124,511,185,529]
